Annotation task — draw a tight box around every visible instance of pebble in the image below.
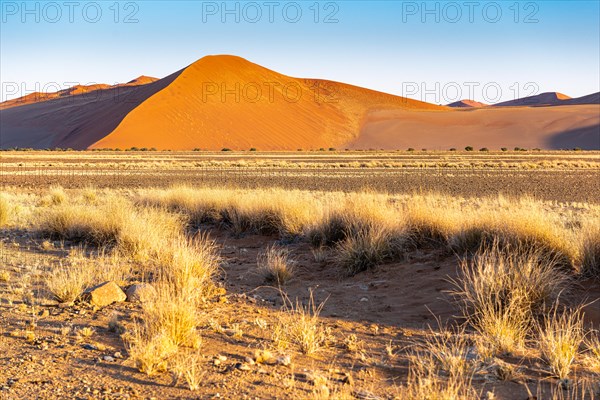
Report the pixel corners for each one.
[236,363,251,371]
[113,352,123,359]
[360,297,369,302]
[102,356,115,362]
[276,355,291,366]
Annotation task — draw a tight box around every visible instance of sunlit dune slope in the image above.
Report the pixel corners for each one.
[91,55,441,150]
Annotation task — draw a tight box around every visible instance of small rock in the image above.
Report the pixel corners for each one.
[82,344,97,351]
[276,354,291,366]
[125,283,156,303]
[113,352,123,359]
[360,297,369,302]
[244,356,255,365]
[102,356,115,362]
[217,355,227,362]
[235,363,251,371]
[83,282,126,307]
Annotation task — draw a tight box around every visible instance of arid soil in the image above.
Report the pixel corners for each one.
[1,227,598,400]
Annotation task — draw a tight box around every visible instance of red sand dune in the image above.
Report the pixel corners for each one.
[1,55,598,150]
[447,100,487,108]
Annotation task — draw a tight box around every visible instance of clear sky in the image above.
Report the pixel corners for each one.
[1,0,599,103]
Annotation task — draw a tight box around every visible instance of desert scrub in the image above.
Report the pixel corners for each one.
[141,283,203,348]
[155,234,220,298]
[400,327,477,399]
[171,349,206,391]
[257,245,295,285]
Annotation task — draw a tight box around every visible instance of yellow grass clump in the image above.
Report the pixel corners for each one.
[538,304,585,380]
[452,241,566,356]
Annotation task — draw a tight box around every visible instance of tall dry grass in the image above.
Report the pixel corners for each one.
[452,241,567,356]
[137,187,596,275]
[538,304,585,380]
[38,196,182,261]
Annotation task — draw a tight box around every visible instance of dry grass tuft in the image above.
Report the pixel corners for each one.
[400,326,477,399]
[257,245,295,285]
[141,283,202,348]
[583,330,600,372]
[336,225,405,275]
[452,241,566,356]
[45,261,91,303]
[171,349,206,391]
[537,304,585,380]
[272,290,330,355]
[125,325,178,376]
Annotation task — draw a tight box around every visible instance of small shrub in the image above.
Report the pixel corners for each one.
[465,146,474,151]
[501,147,508,151]
[221,148,232,152]
[407,148,415,152]
[479,147,489,152]
[449,148,457,151]
[249,147,257,152]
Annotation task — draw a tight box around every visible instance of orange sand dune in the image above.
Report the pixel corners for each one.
[91,55,441,151]
[350,105,600,150]
[1,55,599,150]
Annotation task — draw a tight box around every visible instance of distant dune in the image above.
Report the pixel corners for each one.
[493,91,600,107]
[447,100,487,108]
[351,105,599,150]
[1,55,599,150]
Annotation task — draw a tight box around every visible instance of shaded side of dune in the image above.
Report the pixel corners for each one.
[348,105,600,150]
[0,71,182,149]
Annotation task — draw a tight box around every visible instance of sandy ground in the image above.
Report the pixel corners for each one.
[1,226,598,399]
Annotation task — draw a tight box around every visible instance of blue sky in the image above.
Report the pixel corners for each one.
[1,1,599,103]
